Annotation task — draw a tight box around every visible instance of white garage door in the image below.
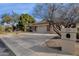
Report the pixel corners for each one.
[36,26,48,33]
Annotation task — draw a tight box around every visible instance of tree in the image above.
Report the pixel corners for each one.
[11,11,20,31]
[3,16,12,23]
[33,3,79,37]
[11,11,20,23]
[1,13,16,32]
[1,13,12,24]
[17,14,35,32]
[33,3,62,36]
[1,14,13,32]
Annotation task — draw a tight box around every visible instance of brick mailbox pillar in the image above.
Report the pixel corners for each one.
[61,28,79,55]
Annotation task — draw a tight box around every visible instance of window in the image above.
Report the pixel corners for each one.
[77,28,79,32]
[77,28,79,39]
[66,33,70,38]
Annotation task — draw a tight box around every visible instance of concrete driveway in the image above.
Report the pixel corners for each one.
[0,33,70,56]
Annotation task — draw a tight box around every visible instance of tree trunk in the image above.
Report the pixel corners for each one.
[52,24,61,37]
[24,25,27,32]
[49,21,61,37]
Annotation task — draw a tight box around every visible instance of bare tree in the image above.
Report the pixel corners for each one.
[33,3,79,37]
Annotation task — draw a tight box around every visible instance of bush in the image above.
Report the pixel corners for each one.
[0,25,5,33]
[5,27,13,32]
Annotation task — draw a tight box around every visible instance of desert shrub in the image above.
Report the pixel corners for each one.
[5,27,13,32]
[0,25,5,33]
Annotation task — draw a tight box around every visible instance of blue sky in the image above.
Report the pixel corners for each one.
[0,3,36,15]
[0,3,42,21]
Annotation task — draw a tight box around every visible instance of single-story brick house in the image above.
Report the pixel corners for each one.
[30,21,56,34]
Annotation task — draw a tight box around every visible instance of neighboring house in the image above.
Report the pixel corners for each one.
[31,21,56,34]
[3,22,18,31]
[3,22,12,28]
